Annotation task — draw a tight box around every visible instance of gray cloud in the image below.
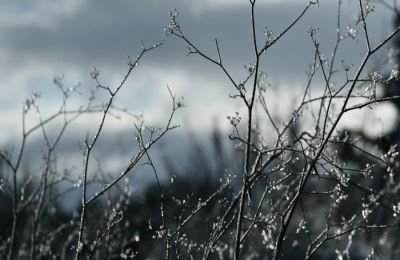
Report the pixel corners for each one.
[0,0,397,146]
[1,1,393,74]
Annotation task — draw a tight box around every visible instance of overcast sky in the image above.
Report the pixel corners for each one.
[0,0,398,179]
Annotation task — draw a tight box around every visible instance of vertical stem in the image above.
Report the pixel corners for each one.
[7,177,17,260]
[8,109,27,260]
[234,1,259,259]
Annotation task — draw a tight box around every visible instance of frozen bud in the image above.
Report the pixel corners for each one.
[388,68,399,81]
[347,25,357,40]
[89,67,99,79]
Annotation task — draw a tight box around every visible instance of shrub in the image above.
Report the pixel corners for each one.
[1,1,400,259]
